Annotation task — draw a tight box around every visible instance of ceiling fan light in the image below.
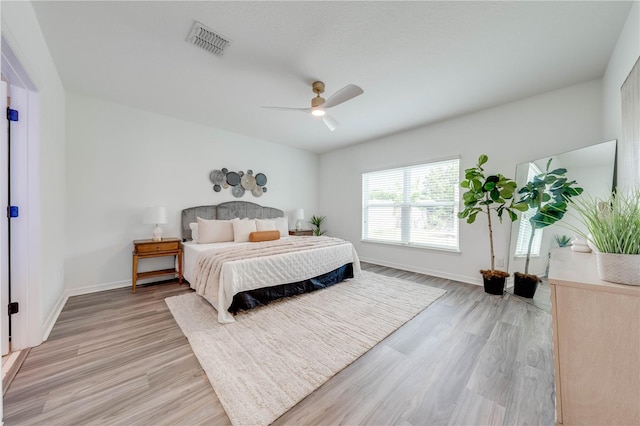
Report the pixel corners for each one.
[311,109,325,117]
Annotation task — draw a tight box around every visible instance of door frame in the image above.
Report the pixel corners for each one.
[1,36,42,352]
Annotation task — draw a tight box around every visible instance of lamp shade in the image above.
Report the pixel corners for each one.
[143,206,168,225]
[294,209,304,220]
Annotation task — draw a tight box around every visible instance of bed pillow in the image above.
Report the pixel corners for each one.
[274,216,289,238]
[189,222,199,242]
[197,217,234,243]
[233,219,257,242]
[255,219,277,232]
[249,230,280,242]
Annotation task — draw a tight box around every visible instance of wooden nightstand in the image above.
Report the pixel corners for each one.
[132,238,183,293]
[289,229,313,236]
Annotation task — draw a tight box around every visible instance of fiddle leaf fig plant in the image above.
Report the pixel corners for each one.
[458,154,528,276]
[517,158,583,275]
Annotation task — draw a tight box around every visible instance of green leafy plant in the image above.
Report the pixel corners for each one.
[517,159,583,275]
[309,215,326,236]
[458,154,527,277]
[568,189,640,254]
[554,234,573,247]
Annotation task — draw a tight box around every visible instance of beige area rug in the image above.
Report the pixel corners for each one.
[165,271,446,426]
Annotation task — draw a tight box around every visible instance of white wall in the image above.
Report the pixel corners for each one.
[603,1,639,189]
[2,1,67,345]
[319,80,603,285]
[65,93,318,292]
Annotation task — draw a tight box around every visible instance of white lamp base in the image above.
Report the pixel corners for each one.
[296,220,303,231]
[152,225,163,241]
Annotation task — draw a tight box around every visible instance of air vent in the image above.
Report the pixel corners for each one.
[187,21,231,57]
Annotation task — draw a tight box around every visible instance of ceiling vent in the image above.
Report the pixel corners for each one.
[187,21,231,57]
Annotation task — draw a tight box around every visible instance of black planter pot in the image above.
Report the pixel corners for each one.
[513,272,541,298]
[482,275,506,295]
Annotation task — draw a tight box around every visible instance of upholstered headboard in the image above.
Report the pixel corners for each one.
[181,201,284,240]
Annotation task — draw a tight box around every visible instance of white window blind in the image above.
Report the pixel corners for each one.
[515,162,543,257]
[362,158,459,250]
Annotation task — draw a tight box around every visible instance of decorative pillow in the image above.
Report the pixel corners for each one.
[255,219,277,232]
[189,222,199,242]
[249,230,280,242]
[274,216,289,238]
[233,219,257,242]
[197,217,234,243]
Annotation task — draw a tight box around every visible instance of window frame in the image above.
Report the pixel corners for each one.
[361,157,460,252]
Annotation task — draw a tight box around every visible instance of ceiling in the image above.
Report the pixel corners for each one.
[31,1,633,154]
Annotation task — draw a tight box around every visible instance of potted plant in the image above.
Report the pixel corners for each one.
[309,215,326,236]
[554,234,573,247]
[569,189,640,285]
[514,159,583,297]
[459,155,527,295]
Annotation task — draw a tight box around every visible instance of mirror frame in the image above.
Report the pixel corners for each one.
[507,140,618,284]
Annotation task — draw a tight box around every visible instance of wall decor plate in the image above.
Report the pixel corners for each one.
[210,169,225,185]
[252,185,263,197]
[255,173,267,186]
[213,184,221,192]
[241,174,256,190]
[232,185,245,198]
[226,172,241,186]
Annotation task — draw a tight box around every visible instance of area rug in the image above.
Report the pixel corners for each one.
[165,271,445,426]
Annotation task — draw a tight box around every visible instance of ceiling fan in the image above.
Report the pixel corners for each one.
[262,81,364,131]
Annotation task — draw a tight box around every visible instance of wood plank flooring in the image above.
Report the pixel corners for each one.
[3,264,555,425]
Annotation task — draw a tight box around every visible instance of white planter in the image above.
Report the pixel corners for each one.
[595,252,640,286]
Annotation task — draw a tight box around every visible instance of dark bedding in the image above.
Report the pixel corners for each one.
[228,263,354,314]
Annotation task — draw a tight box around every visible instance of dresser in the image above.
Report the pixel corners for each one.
[548,248,640,425]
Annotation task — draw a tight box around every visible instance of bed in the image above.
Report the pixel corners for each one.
[181,201,361,323]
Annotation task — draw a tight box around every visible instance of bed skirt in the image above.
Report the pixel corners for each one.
[228,263,354,314]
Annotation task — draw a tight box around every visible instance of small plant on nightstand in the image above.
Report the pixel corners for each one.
[309,215,326,236]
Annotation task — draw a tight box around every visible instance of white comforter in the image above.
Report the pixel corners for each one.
[190,236,361,323]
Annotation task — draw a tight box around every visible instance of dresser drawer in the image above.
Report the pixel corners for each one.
[135,241,180,254]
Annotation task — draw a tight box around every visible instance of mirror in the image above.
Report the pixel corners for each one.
[507,140,617,310]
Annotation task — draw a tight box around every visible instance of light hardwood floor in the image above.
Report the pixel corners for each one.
[3,264,555,425]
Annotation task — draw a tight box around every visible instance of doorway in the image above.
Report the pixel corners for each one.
[1,37,40,355]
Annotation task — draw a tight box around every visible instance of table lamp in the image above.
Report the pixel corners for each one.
[294,208,305,231]
[144,206,168,241]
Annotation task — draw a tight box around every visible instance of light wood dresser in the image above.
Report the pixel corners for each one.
[548,248,640,425]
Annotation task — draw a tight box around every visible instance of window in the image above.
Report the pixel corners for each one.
[362,158,459,251]
[515,162,543,257]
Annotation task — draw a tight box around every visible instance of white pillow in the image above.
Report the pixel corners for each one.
[274,216,289,238]
[233,219,257,242]
[189,222,199,242]
[197,217,234,243]
[255,219,277,232]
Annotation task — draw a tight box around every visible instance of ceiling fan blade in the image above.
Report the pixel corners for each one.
[322,114,339,131]
[262,106,311,113]
[322,84,364,108]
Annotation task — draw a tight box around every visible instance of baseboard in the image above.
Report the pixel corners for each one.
[42,291,68,342]
[41,279,131,342]
[64,279,131,298]
[359,256,482,286]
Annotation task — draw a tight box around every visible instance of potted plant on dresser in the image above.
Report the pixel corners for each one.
[514,158,583,298]
[458,154,527,295]
[570,189,640,285]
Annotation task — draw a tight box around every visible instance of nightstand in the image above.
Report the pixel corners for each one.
[289,229,313,236]
[132,238,183,293]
